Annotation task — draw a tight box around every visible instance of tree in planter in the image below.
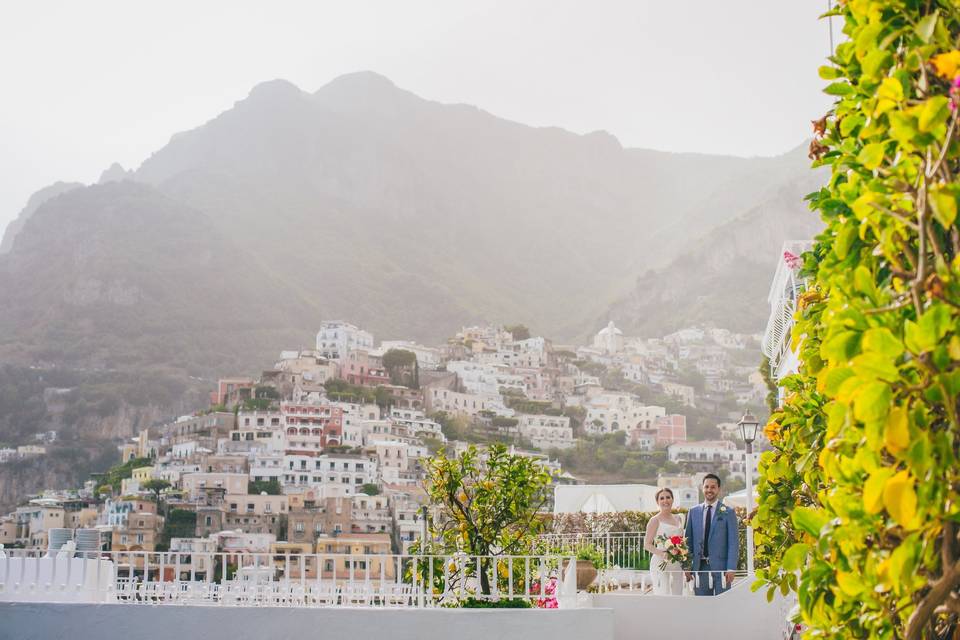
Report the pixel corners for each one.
[423,443,554,595]
[753,4,960,639]
[248,479,281,495]
[382,349,419,388]
[504,324,531,341]
[141,479,171,514]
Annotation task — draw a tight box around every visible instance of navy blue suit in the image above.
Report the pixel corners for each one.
[684,500,739,595]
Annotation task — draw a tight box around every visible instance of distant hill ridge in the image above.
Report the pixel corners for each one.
[0,72,822,380]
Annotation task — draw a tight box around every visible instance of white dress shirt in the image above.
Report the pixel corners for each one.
[701,500,719,538]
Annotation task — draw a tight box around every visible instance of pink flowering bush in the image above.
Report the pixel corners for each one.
[530,576,558,609]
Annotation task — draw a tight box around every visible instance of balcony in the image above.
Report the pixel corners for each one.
[761,240,813,384]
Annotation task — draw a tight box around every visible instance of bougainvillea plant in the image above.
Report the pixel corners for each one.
[753,2,960,639]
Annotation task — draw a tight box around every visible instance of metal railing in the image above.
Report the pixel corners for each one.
[538,532,650,570]
[0,549,577,608]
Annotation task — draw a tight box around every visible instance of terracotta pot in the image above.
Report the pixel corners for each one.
[574,559,598,590]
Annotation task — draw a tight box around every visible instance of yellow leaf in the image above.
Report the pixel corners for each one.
[931,50,960,79]
[883,471,918,528]
[884,406,910,453]
[863,468,894,513]
[879,78,905,100]
[949,336,960,360]
[836,571,866,597]
[763,421,781,442]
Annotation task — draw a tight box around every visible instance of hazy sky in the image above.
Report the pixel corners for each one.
[0,1,835,233]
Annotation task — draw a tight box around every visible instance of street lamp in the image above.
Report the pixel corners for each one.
[738,412,759,574]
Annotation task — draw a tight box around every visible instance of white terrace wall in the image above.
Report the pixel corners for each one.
[0,602,614,640]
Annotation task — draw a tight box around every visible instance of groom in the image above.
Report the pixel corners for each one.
[684,473,739,596]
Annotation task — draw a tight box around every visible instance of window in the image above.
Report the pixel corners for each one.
[230,503,238,512]
[247,503,255,513]
[295,522,304,533]
[136,534,144,544]
[265,503,272,513]
[205,516,212,526]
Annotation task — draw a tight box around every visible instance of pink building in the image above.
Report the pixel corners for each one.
[340,350,390,388]
[210,378,256,407]
[282,403,344,450]
[654,414,687,447]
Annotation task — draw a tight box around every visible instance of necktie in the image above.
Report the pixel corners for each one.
[703,504,713,556]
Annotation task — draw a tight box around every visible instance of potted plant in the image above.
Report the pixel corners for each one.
[569,543,606,590]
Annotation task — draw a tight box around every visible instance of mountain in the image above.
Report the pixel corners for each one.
[0,71,819,387]
[0,181,316,373]
[0,181,83,254]
[604,154,826,337]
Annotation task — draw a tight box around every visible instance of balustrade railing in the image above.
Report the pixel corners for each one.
[0,549,577,608]
[538,532,650,570]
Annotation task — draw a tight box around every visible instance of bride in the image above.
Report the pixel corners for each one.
[643,488,686,595]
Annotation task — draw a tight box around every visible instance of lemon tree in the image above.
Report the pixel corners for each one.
[423,443,554,595]
[753,2,960,638]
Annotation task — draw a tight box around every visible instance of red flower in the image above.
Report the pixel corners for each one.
[670,535,683,545]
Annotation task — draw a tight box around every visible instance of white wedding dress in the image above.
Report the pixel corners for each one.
[650,517,685,595]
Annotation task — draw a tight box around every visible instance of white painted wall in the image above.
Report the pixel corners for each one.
[0,602,614,640]
[591,581,794,640]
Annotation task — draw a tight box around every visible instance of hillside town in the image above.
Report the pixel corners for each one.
[0,320,770,557]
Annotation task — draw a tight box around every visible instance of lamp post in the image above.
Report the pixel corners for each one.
[738,412,760,574]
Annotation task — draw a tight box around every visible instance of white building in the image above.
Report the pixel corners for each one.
[660,381,696,407]
[249,453,285,484]
[376,341,443,370]
[425,388,514,418]
[592,321,624,355]
[584,392,665,435]
[315,321,374,361]
[389,408,445,441]
[282,454,378,494]
[446,361,525,396]
[667,440,739,466]
[516,415,574,450]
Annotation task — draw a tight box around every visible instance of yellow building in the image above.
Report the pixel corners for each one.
[314,533,395,582]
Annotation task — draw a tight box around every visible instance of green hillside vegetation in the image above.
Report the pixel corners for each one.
[94,456,152,494]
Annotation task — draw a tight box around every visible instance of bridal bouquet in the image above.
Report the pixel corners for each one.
[654,533,689,571]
